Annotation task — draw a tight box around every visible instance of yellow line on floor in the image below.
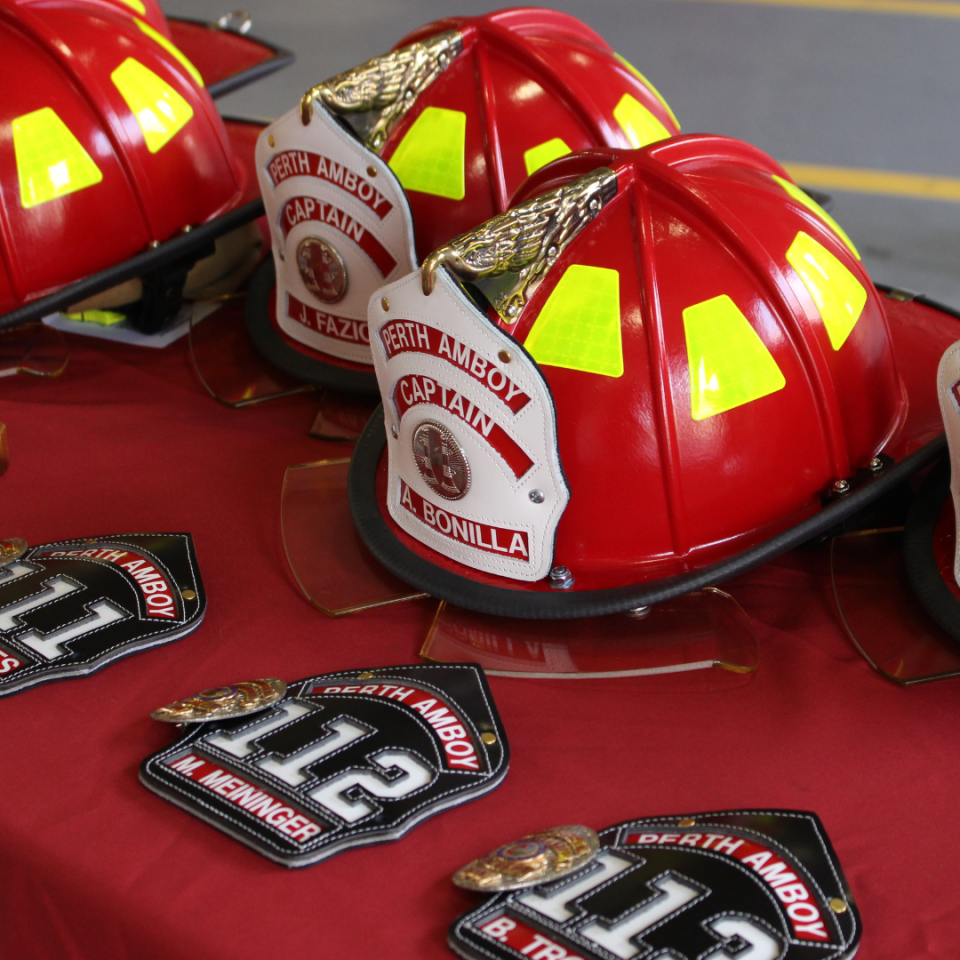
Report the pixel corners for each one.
[782,162,960,201]
[670,0,960,18]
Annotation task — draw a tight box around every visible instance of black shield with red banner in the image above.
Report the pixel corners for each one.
[450,810,860,960]
[140,663,509,867]
[0,534,205,696]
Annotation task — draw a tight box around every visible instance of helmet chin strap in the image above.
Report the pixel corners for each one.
[936,340,960,589]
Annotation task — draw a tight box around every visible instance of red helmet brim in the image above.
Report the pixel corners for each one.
[349,289,960,618]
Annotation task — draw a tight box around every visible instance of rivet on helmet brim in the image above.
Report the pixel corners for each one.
[548,566,574,589]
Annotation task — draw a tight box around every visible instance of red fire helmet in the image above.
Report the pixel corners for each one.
[349,135,960,618]
[0,0,277,332]
[247,7,680,394]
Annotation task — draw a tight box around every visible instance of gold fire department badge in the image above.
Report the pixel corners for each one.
[151,678,287,723]
[0,538,27,567]
[453,825,599,891]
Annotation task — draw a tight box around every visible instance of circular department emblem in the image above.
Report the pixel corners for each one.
[412,420,471,500]
[297,237,348,303]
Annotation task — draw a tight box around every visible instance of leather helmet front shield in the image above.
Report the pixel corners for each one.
[255,106,416,364]
[370,270,569,582]
[937,340,960,588]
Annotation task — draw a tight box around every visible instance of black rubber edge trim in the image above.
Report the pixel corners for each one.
[168,18,295,99]
[349,405,947,619]
[244,257,380,395]
[875,282,960,322]
[903,456,960,642]
[0,198,264,334]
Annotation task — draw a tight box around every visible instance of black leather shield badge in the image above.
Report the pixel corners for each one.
[450,810,860,960]
[140,663,509,866]
[0,534,205,696]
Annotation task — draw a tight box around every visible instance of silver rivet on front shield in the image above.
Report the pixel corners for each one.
[528,489,544,504]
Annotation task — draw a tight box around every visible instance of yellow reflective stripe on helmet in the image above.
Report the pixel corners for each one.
[134,19,204,88]
[613,53,680,130]
[683,294,786,420]
[772,174,859,259]
[115,0,146,14]
[613,94,672,149]
[786,231,866,351]
[523,265,623,377]
[111,57,194,153]
[64,309,127,326]
[388,107,466,200]
[12,107,103,209]
[523,138,571,176]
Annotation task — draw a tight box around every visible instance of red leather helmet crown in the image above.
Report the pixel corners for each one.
[350,135,960,617]
[380,7,680,262]
[248,7,680,393]
[0,0,250,317]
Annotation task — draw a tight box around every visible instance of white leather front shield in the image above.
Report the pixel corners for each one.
[370,270,569,582]
[255,106,416,364]
[936,340,960,589]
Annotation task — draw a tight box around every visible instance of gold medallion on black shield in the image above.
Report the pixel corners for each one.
[297,237,347,303]
[453,825,599,892]
[151,678,287,723]
[412,420,470,500]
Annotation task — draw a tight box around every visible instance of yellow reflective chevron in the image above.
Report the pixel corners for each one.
[13,107,103,209]
[683,294,786,420]
[115,0,146,13]
[524,265,623,377]
[524,138,571,176]
[111,57,194,153]
[786,231,866,351]
[135,19,204,88]
[614,53,680,130]
[388,107,466,200]
[613,94,671,149]
[772,174,859,259]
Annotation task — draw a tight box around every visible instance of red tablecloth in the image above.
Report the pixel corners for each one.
[1,330,957,960]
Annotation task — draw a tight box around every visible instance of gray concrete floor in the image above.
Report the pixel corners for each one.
[167,0,960,305]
